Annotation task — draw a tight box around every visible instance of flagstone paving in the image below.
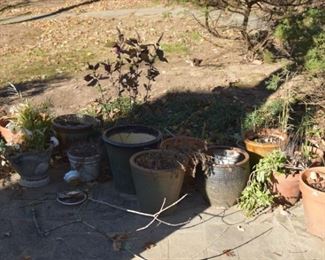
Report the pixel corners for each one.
[0,163,324,260]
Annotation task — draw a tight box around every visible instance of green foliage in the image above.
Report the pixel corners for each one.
[242,99,285,132]
[239,150,287,216]
[265,74,281,91]
[0,138,6,154]
[304,32,325,73]
[263,49,275,64]
[11,102,53,151]
[83,97,135,124]
[274,8,325,73]
[161,42,189,55]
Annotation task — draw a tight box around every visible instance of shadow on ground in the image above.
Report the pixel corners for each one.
[0,75,72,106]
[1,72,321,259]
[1,0,100,25]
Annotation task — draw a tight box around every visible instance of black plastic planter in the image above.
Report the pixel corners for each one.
[102,125,162,194]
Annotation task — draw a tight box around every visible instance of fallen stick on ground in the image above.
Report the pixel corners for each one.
[89,193,191,230]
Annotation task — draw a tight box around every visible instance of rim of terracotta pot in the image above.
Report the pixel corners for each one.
[299,167,325,202]
[244,128,287,148]
[207,145,250,168]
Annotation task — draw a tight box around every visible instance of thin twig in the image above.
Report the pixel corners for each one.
[89,194,190,228]
[136,198,166,231]
[31,208,44,237]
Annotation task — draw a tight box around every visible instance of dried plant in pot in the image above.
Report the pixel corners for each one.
[299,167,325,238]
[160,135,207,190]
[129,149,186,214]
[4,102,54,188]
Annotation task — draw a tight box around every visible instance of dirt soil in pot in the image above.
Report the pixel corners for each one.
[135,152,185,170]
[252,135,282,144]
[306,171,325,192]
[69,143,99,157]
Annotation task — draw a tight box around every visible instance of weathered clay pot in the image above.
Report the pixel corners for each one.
[130,149,185,214]
[244,128,287,168]
[272,172,301,205]
[196,146,250,208]
[8,147,52,188]
[299,167,325,238]
[0,117,23,144]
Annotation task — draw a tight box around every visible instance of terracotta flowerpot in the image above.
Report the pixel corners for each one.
[272,172,301,205]
[0,117,23,144]
[244,128,287,168]
[299,167,325,238]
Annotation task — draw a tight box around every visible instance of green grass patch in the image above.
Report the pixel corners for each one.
[161,42,189,55]
[0,49,97,87]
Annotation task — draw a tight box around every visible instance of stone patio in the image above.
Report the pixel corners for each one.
[0,162,324,260]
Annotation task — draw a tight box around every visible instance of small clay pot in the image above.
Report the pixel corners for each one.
[299,167,325,238]
[272,172,301,205]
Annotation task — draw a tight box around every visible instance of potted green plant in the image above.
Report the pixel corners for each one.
[5,102,54,188]
[84,29,168,194]
[239,144,324,216]
[299,167,325,238]
[243,98,290,167]
[129,149,186,214]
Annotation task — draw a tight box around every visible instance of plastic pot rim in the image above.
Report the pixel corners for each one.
[102,124,162,149]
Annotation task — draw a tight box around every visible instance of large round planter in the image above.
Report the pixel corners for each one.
[102,125,162,194]
[160,136,207,190]
[52,114,100,153]
[67,143,101,182]
[299,167,325,238]
[8,148,52,188]
[272,172,300,205]
[130,149,185,214]
[196,145,250,208]
[244,128,287,168]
